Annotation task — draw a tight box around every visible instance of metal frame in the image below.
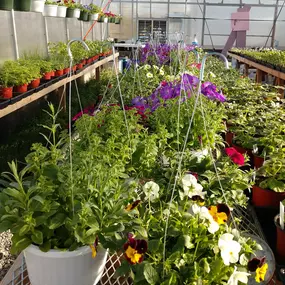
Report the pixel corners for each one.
[110,0,284,48]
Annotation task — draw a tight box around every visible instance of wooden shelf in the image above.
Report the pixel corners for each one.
[0,53,119,119]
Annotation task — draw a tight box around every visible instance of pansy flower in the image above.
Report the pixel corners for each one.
[125,200,141,211]
[90,236,99,258]
[247,257,268,283]
[225,147,245,166]
[124,234,148,264]
[208,204,230,225]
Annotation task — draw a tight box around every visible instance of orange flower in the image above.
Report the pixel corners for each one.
[90,237,99,258]
[123,234,147,265]
[125,200,141,211]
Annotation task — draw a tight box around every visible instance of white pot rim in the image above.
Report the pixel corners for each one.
[45,4,58,7]
[25,244,106,258]
[58,6,67,9]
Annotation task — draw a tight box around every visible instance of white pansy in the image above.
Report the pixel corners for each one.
[227,267,250,285]
[191,149,209,163]
[218,233,241,266]
[143,181,160,201]
[146,72,153,78]
[208,221,219,234]
[181,174,206,199]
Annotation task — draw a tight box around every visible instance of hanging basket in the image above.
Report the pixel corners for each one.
[24,245,108,285]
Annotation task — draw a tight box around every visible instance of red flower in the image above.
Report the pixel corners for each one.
[190,63,201,70]
[225,147,245,166]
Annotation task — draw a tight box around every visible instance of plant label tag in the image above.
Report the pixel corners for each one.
[280,202,284,230]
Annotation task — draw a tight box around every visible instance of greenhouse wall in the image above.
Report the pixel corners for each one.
[0,11,106,62]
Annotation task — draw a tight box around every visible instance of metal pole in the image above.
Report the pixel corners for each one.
[271,0,279,47]
[11,10,19,60]
[201,0,206,46]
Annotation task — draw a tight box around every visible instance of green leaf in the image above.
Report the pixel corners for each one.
[113,260,131,278]
[3,188,25,203]
[19,225,30,236]
[148,239,161,252]
[39,241,51,252]
[133,226,148,239]
[0,220,12,232]
[103,223,125,235]
[31,230,43,245]
[143,263,159,285]
[49,213,66,230]
[31,195,45,204]
[86,226,99,237]
[11,235,32,254]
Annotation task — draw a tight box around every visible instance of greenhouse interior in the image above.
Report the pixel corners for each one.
[2,0,285,284]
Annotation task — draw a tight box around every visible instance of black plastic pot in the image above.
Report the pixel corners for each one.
[0,0,13,10]
[79,11,89,21]
[14,0,31,11]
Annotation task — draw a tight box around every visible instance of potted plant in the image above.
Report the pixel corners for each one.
[56,0,67,17]
[97,11,105,22]
[64,0,80,18]
[39,60,54,80]
[0,0,14,10]
[43,0,58,17]
[30,0,45,12]
[252,151,285,208]
[14,0,31,11]
[79,4,90,22]
[50,57,65,77]
[88,3,100,21]
[0,104,140,285]
[115,14,122,24]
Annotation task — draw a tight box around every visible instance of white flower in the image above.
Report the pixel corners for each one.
[218,233,241,266]
[160,69,165,75]
[181,174,206,199]
[227,267,250,285]
[153,65,159,70]
[143,181,159,201]
[144,64,151,70]
[146,72,153,78]
[191,149,209,163]
[208,221,219,234]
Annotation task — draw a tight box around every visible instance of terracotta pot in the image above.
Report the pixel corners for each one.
[72,65,77,72]
[43,72,52,80]
[274,215,285,263]
[1,87,13,99]
[87,58,93,64]
[14,84,28,93]
[225,131,234,146]
[55,70,64,77]
[253,155,264,169]
[29,78,41,89]
[252,184,285,208]
[77,63,84,70]
[81,59,87,65]
[95,55,99,60]
[50,71,55,77]
[63,68,70,74]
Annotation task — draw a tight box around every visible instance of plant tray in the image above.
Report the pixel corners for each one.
[0,99,11,109]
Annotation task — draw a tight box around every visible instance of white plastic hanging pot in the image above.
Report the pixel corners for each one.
[24,245,108,285]
[43,4,58,17]
[30,0,45,13]
[74,8,80,18]
[57,5,67,17]
[89,13,99,21]
[104,17,108,23]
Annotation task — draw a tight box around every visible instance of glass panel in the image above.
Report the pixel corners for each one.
[138,20,152,42]
[138,3,151,18]
[151,3,168,18]
[153,21,167,43]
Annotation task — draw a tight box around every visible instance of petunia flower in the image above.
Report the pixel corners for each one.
[146,72,153,78]
[90,236,99,258]
[123,234,147,265]
[227,266,250,285]
[225,147,245,166]
[218,233,241,266]
[208,204,230,225]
